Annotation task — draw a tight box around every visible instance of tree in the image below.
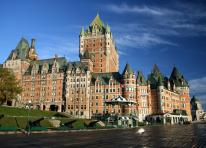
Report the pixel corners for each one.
[0,67,22,105]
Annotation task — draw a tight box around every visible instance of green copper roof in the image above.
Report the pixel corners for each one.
[157,75,164,86]
[122,63,134,75]
[106,24,110,33]
[67,61,88,72]
[90,13,104,27]
[170,67,189,87]
[136,71,147,85]
[7,38,30,61]
[24,57,67,75]
[92,72,121,85]
[80,27,84,36]
[148,64,164,89]
[83,14,108,36]
[152,64,161,75]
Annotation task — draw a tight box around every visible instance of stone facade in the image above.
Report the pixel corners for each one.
[2,14,192,121]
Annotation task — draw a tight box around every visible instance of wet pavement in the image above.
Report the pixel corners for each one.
[0,124,206,148]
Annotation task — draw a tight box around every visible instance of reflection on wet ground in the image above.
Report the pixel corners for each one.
[0,124,206,148]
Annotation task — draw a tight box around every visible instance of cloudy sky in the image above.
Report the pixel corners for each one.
[0,0,206,109]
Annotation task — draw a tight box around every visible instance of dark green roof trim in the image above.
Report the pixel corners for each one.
[67,61,88,72]
[91,72,121,85]
[7,38,30,61]
[170,67,189,87]
[172,109,187,115]
[90,13,104,27]
[83,14,109,36]
[24,57,67,75]
[136,71,147,85]
[122,63,134,75]
[148,64,164,89]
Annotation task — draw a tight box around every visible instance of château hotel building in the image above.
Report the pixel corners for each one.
[2,14,191,121]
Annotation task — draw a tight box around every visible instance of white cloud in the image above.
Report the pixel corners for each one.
[106,2,206,38]
[189,77,206,94]
[189,77,206,108]
[106,4,163,15]
[115,33,177,48]
[118,50,127,56]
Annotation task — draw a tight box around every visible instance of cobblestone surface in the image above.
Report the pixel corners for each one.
[0,124,206,148]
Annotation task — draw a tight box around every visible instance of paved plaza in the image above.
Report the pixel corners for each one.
[0,124,206,148]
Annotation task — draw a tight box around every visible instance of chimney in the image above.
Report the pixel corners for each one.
[31,38,36,49]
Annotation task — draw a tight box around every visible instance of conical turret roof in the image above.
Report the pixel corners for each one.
[122,63,134,75]
[148,64,164,89]
[80,27,84,36]
[170,66,189,87]
[136,71,147,85]
[152,64,161,75]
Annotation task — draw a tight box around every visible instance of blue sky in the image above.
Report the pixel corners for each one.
[0,0,206,109]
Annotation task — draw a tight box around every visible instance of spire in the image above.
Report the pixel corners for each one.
[148,64,164,89]
[152,64,161,75]
[136,70,147,85]
[170,66,189,87]
[80,27,84,36]
[170,66,182,79]
[90,13,104,27]
[106,24,110,33]
[31,38,36,49]
[122,63,134,75]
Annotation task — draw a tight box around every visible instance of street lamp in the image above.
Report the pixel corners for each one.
[26,100,32,135]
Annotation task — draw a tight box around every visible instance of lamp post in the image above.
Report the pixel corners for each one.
[26,100,32,135]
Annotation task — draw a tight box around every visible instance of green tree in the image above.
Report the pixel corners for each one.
[0,67,22,105]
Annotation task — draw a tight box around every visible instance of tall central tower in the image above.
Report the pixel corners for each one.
[79,14,119,73]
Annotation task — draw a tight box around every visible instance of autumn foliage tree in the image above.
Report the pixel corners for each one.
[0,67,22,105]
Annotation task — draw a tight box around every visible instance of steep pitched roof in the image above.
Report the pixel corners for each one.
[148,64,164,89]
[7,38,30,61]
[24,57,67,75]
[90,13,104,27]
[136,71,147,85]
[67,61,88,72]
[122,63,134,75]
[83,14,107,36]
[91,72,121,85]
[152,64,161,76]
[170,66,189,87]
